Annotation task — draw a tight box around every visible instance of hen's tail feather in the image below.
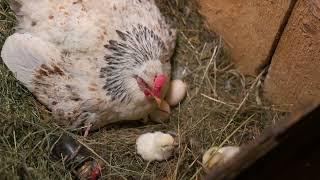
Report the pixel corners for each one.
[1,33,61,90]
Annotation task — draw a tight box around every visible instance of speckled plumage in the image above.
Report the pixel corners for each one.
[1,0,176,129]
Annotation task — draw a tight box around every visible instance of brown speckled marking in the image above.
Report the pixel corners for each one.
[70,96,81,101]
[52,65,65,75]
[73,0,83,4]
[34,74,42,80]
[88,87,97,91]
[56,108,64,117]
[65,85,72,89]
[98,34,105,40]
[73,109,79,114]
[49,15,54,19]
[90,83,98,87]
[38,69,48,76]
[33,80,50,92]
[41,64,54,74]
[31,21,37,26]
[52,101,58,105]
[53,108,76,127]
[64,84,82,101]
[35,64,65,80]
[88,83,98,91]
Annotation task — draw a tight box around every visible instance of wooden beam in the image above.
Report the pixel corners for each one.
[206,102,320,180]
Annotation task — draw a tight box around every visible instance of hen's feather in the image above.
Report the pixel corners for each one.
[13,0,176,54]
[1,0,176,129]
[1,33,60,90]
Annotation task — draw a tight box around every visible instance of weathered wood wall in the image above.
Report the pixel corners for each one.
[198,0,319,107]
[264,0,320,107]
[197,0,293,75]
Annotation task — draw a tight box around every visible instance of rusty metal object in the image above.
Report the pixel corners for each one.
[51,134,104,180]
[206,102,320,180]
[76,159,104,180]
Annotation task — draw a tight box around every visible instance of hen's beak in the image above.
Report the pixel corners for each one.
[154,97,162,107]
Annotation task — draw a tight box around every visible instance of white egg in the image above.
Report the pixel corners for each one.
[202,146,240,169]
[166,79,187,106]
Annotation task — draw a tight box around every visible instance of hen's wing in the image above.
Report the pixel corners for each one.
[1,33,97,126]
[1,33,61,90]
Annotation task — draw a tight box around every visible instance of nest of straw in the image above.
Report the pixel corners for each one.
[0,0,287,179]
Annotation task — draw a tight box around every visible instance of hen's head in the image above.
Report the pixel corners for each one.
[134,60,169,106]
[102,24,174,105]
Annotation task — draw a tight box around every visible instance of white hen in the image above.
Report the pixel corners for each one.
[1,0,176,130]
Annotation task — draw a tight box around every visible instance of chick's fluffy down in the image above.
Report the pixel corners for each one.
[136,132,175,161]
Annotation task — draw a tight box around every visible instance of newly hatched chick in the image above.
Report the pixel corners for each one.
[136,132,177,161]
[202,146,240,170]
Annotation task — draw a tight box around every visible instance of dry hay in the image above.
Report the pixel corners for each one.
[0,0,288,179]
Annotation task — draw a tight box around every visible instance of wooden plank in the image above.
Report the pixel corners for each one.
[206,102,320,180]
[197,0,293,75]
[264,0,320,107]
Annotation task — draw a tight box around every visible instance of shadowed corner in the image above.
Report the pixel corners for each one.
[206,102,320,180]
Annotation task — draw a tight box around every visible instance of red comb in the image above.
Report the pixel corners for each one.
[153,75,167,98]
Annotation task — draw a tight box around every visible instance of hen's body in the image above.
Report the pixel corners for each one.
[1,0,176,129]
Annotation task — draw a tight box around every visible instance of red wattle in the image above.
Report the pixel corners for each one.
[153,75,167,97]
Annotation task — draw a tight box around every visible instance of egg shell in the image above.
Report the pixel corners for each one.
[166,80,187,106]
[202,146,240,169]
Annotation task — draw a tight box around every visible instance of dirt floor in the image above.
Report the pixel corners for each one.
[0,0,287,179]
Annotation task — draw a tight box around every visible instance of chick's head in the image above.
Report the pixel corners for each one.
[134,60,170,107]
[156,133,177,152]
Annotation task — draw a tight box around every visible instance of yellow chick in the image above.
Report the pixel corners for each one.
[136,132,177,161]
